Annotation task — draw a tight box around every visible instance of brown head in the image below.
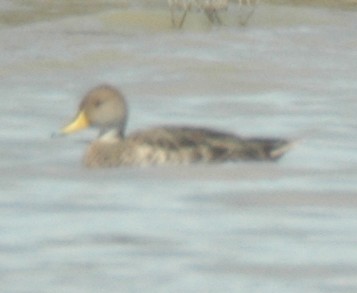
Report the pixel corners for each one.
[61,84,128,138]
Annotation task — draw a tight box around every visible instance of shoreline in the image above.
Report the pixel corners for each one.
[1,0,356,26]
[263,0,357,9]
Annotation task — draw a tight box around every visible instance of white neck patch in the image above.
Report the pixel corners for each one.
[98,128,120,142]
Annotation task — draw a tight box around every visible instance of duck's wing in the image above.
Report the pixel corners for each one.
[126,126,292,164]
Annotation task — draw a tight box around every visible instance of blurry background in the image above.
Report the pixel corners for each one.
[0,1,356,292]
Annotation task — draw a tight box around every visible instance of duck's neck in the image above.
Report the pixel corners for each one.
[98,127,124,142]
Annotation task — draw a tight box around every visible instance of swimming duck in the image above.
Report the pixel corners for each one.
[59,84,292,168]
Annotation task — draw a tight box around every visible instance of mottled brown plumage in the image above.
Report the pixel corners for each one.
[59,84,292,168]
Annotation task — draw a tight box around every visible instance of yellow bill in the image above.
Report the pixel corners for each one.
[61,110,89,134]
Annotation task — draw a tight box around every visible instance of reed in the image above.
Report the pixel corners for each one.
[168,0,259,28]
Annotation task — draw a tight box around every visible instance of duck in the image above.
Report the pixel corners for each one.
[58,84,293,168]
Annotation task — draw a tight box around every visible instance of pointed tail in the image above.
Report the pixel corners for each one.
[244,138,297,161]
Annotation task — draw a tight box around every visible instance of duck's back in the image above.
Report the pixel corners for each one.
[84,126,291,168]
[121,126,290,166]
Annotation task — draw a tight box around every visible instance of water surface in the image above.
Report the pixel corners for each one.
[1,2,357,292]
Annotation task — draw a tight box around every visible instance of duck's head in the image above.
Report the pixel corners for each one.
[61,84,128,138]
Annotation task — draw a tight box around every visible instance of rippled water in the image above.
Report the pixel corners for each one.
[1,1,357,292]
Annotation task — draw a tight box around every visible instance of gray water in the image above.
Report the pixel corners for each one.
[1,1,357,292]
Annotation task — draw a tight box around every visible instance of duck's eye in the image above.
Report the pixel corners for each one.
[94,99,103,108]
